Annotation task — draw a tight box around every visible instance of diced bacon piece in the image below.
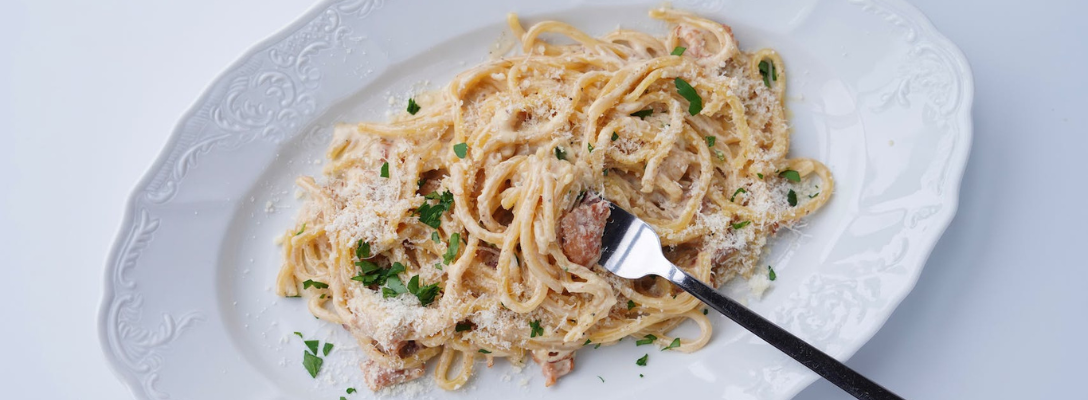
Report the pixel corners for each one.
[360,359,425,391]
[531,351,575,387]
[558,197,611,266]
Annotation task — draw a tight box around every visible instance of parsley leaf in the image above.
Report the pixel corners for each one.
[671,46,686,56]
[662,337,681,351]
[705,136,716,147]
[302,280,328,290]
[594,343,602,349]
[478,349,491,354]
[635,334,657,346]
[323,342,334,356]
[302,351,323,378]
[555,146,567,160]
[407,275,441,306]
[757,173,764,179]
[768,265,777,281]
[304,340,319,354]
[787,189,798,206]
[631,109,653,119]
[294,332,303,339]
[730,187,746,202]
[758,60,778,88]
[583,339,592,346]
[295,223,306,236]
[588,143,594,153]
[383,275,408,298]
[732,220,751,229]
[356,240,371,259]
[611,132,619,141]
[703,308,708,315]
[346,388,356,394]
[444,233,460,265]
[453,142,467,159]
[455,322,472,332]
[417,190,453,228]
[407,98,421,115]
[636,354,648,366]
[529,320,544,338]
[431,231,440,243]
[627,300,636,310]
[674,78,703,115]
[380,162,389,178]
[779,169,801,183]
[598,376,605,383]
[809,192,820,199]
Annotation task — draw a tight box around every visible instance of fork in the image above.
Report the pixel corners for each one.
[598,202,902,400]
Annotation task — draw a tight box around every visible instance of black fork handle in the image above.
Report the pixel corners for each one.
[668,268,903,400]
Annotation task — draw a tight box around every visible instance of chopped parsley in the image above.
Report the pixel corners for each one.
[611,132,619,141]
[382,275,408,298]
[356,240,371,259]
[583,339,592,346]
[478,349,491,354]
[627,300,636,310]
[758,59,778,88]
[304,340,320,354]
[715,150,726,161]
[779,169,801,183]
[352,261,404,287]
[730,187,746,202]
[417,190,454,228]
[443,233,461,265]
[671,46,686,56]
[295,223,306,236]
[705,136,716,147]
[302,280,328,290]
[303,351,323,378]
[407,275,441,306]
[323,342,334,356]
[636,354,648,366]
[453,142,468,159]
[417,177,427,188]
[674,77,703,115]
[635,334,657,346]
[732,220,751,229]
[529,320,544,338]
[555,146,567,160]
[631,109,653,119]
[598,376,605,383]
[346,388,356,394]
[768,265,777,281]
[757,173,764,179]
[455,322,472,332]
[662,338,681,351]
[588,143,594,153]
[406,98,421,115]
[380,162,389,178]
[809,192,820,199]
[639,374,644,378]
[594,343,602,349]
[703,308,708,315]
[787,189,798,206]
[431,231,440,243]
[293,332,303,338]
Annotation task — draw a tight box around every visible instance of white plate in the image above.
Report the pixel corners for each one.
[98,0,972,398]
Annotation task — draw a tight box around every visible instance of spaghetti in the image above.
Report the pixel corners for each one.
[275,7,833,391]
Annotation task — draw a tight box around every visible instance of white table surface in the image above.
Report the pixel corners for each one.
[1,0,1084,398]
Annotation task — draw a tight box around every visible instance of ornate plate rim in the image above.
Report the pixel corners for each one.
[97,0,974,398]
